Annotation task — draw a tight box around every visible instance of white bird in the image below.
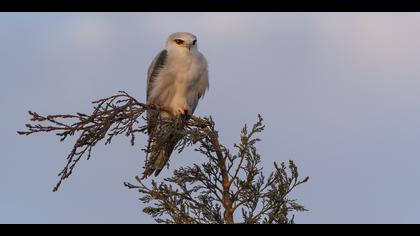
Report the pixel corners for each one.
[143,32,209,178]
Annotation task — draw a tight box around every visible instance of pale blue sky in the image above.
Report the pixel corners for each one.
[1,13,420,223]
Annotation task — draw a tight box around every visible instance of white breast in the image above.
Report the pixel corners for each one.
[164,52,203,116]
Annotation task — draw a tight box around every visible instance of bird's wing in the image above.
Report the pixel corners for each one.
[196,68,209,100]
[144,49,175,178]
[189,60,209,114]
[146,50,168,135]
[147,50,168,101]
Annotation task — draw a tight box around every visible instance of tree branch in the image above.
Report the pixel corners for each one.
[18,91,309,224]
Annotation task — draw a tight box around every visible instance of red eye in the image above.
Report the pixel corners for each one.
[174,39,184,45]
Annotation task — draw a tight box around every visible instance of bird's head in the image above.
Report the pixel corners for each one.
[166,32,198,54]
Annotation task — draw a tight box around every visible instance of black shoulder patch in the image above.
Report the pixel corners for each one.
[150,50,167,80]
[147,50,168,99]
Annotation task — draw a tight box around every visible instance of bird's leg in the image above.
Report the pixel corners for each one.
[175,106,189,116]
[172,106,191,122]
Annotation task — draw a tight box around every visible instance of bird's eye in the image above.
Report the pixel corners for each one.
[174,39,184,45]
[192,40,197,45]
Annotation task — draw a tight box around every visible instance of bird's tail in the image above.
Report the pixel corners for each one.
[142,114,184,179]
[142,144,175,178]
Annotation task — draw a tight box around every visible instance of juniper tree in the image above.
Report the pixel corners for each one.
[18,91,309,224]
